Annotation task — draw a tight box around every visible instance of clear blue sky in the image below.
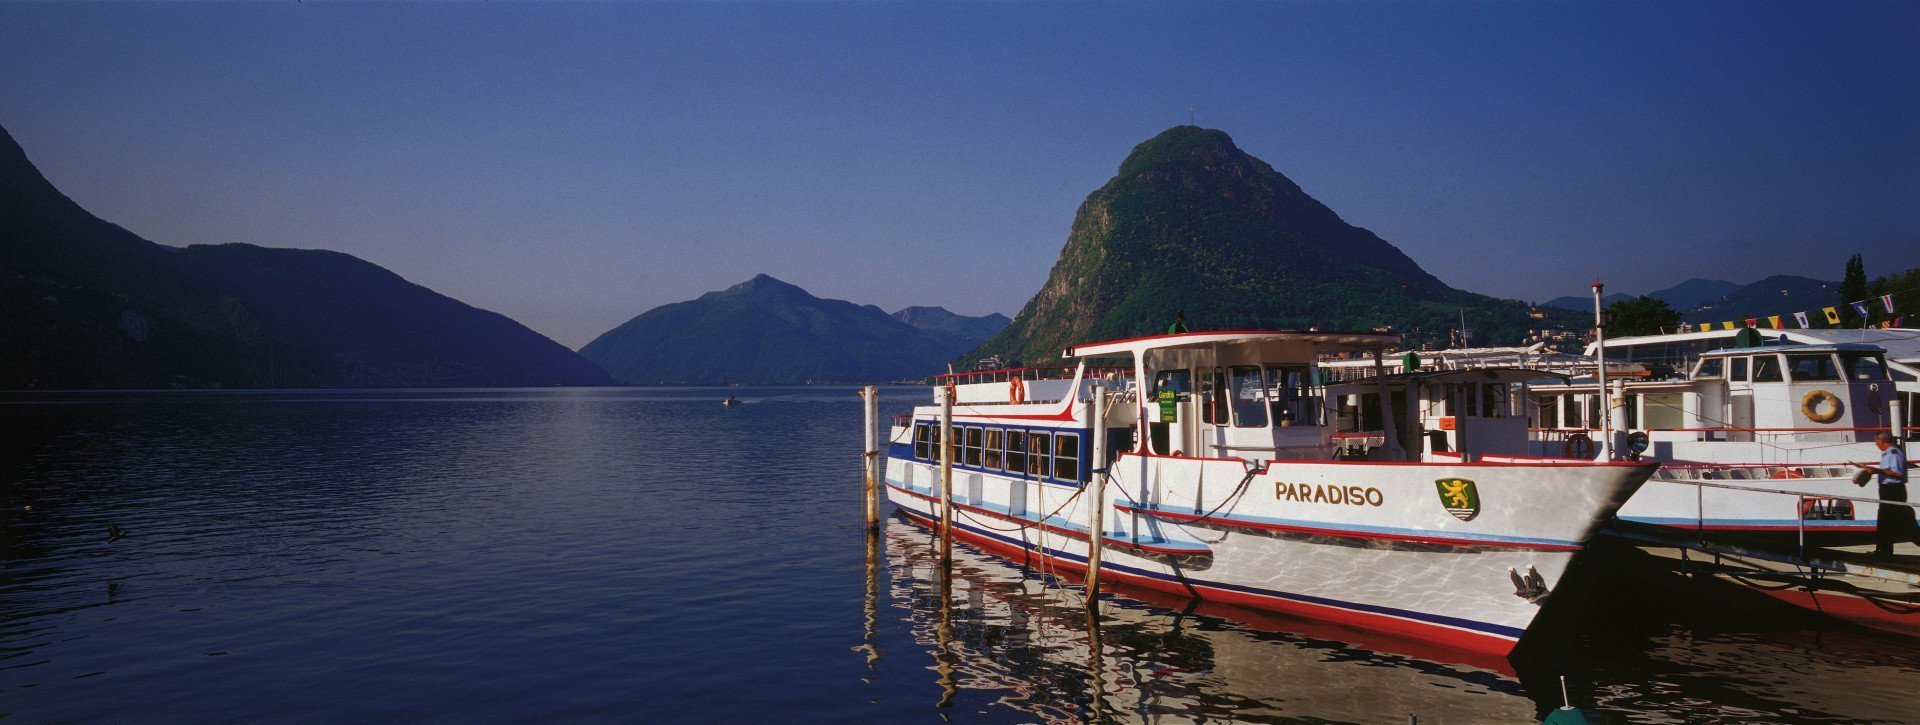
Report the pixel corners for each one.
[2,2,1915,348]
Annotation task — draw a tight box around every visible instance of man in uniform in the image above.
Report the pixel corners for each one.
[1855,432,1912,556]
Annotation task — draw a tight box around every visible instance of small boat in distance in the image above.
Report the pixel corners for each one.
[723,396,740,407]
[885,330,1657,656]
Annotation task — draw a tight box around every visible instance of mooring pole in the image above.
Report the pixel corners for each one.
[862,386,880,530]
[1592,281,1612,460]
[940,381,955,566]
[1085,381,1107,608]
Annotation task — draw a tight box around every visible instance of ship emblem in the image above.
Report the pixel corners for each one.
[1435,478,1480,521]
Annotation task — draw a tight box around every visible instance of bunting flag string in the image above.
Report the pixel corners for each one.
[1672,284,1915,332]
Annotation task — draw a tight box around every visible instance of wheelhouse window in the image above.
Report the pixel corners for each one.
[1053,433,1081,481]
[1752,355,1782,383]
[1005,431,1028,473]
[1481,383,1507,419]
[1229,366,1268,428]
[1729,357,1749,382]
[1695,358,1723,378]
[1201,368,1229,425]
[1841,353,1889,381]
[983,429,1003,470]
[1265,366,1317,426]
[1787,353,1840,382]
[963,426,983,466]
[1027,432,1052,478]
[914,423,931,460]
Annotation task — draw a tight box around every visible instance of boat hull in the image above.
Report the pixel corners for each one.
[886,454,1654,657]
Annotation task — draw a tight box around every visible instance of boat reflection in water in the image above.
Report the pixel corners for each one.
[876,518,1539,723]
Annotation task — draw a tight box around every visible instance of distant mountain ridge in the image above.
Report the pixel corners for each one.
[892,306,1011,344]
[1541,278,1741,312]
[968,126,1569,364]
[1682,275,1837,323]
[0,124,610,388]
[579,275,979,384]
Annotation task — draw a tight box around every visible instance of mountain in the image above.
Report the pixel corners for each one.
[1683,275,1837,324]
[892,306,1011,344]
[1542,292,1630,311]
[1647,278,1741,311]
[0,124,610,388]
[580,275,974,384]
[968,126,1568,364]
[1543,278,1741,312]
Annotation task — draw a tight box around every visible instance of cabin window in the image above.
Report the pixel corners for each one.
[1539,395,1560,428]
[1696,358,1723,378]
[963,427,983,467]
[1006,431,1028,473]
[1229,366,1268,428]
[1201,368,1229,425]
[1752,355,1782,383]
[1028,432,1052,478]
[1462,384,1480,417]
[1563,395,1584,429]
[1787,353,1840,382]
[1729,357,1749,382]
[914,423,931,460]
[1841,353,1889,381]
[1054,433,1081,481]
[1266,366,1316,426]
[983,429,1003,470]
[1585,396,1601,430]
[1481,383,1507,419]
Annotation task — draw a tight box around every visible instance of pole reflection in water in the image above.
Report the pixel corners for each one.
[880,516,1536,723]
[858,528,882,669]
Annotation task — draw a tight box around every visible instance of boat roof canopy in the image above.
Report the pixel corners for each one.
[1063,330,1400,360]
[1699,342,1886,357]
[1331,367,1570,389]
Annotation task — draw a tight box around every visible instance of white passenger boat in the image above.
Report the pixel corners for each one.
[883,331,1656,656]
[1528,338,1904,536]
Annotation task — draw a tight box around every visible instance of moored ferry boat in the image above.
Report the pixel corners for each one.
[883,330,1656,657]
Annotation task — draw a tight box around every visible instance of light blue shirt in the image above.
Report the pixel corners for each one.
[1881,445,1908,487]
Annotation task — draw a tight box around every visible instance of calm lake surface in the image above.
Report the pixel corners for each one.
[3,388,1917,722]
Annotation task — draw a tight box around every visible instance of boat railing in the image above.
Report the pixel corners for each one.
[933,365,1131,386]
[1652,462,1853,482]
[1653,477,1920,562]
[1532,426,1887,443]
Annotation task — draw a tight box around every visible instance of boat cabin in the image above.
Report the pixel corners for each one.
[1327,368,1563,461]
[1062,330,1403,462]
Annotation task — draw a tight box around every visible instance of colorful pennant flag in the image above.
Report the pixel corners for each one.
[1768,315,1782,329]
[1850,301,1870,318]
[1794,311,1810,328]
[1823,307,1841,324]
[1883,294,1897,313]
[1744,318,1757,328]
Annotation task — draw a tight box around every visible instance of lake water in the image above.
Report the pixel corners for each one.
[3,388,1917,722]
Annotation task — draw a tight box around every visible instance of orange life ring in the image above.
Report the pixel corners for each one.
[1009,375,1026,403]
[1801,390,1843,424]
[1563,432,1594,460]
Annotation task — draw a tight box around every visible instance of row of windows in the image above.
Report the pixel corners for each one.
[1153,365,1322,428]
[1695,352,1887,383]
[912,423,1082,482]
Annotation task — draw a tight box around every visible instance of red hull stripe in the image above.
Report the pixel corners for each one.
[886,482,1210,556]
[1749,585,1920,637]
[1114,502,1583,551]
[891,503,1525,656]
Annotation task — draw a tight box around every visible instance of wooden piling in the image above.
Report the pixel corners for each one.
[1085,381,1106,607]
[940,382,955,565]
[862,386,879,530]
